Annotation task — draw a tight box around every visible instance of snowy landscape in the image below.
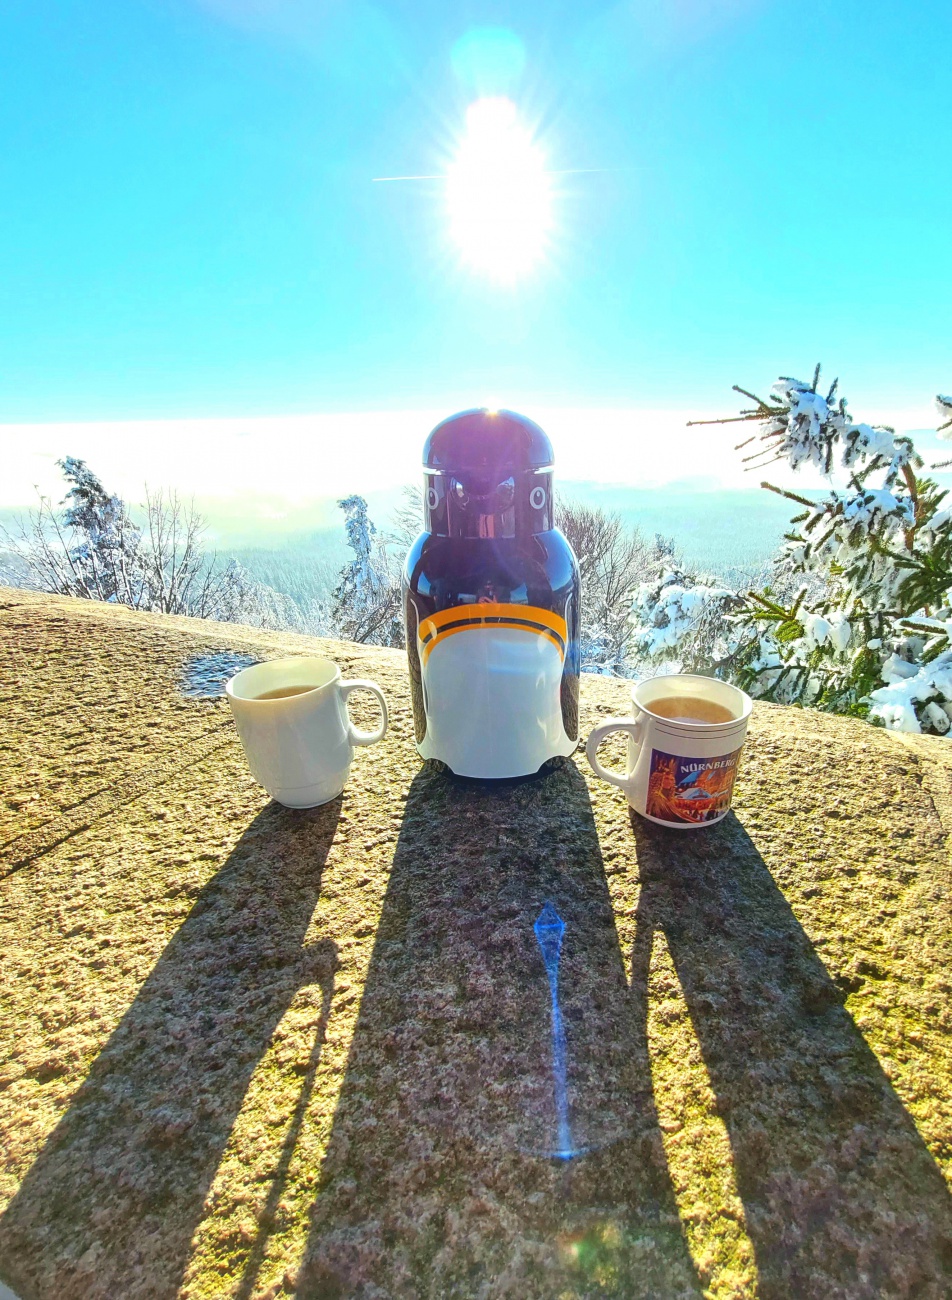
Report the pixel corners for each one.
[4,375,952,735]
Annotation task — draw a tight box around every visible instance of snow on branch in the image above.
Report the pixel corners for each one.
[665,365,952,733]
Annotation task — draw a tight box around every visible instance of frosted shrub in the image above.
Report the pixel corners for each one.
[557,499,661,675]
[630,567,743,674]
[631,370,952,735]
[4,458,303,630]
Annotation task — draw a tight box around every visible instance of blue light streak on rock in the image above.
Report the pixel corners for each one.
[534,902,573,1159]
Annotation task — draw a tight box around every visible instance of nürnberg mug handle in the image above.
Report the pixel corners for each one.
[340,679,389,746]
[586,714,645,791]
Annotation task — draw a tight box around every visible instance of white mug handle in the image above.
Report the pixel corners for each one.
[340,679,389,746]
[586,714,646,791]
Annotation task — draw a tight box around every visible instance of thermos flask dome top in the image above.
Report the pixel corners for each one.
[423,408,554,474]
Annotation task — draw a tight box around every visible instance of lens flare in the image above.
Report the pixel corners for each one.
[534,901,574,1158]
[446,97,553,283]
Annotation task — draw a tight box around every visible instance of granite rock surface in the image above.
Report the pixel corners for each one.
[1,588,951,1300]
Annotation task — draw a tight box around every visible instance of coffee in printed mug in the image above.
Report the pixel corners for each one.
[586,674,752,829]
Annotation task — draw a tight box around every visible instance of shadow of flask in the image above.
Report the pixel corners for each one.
[297,761,703,1299]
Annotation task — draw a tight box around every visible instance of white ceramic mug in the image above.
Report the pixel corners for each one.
[586,674,752,829]
[226,656,388,809]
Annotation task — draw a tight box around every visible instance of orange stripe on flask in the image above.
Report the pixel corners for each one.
[420,618,566,664]
[418,601,567,645]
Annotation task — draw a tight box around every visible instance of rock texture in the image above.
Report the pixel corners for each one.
[1,587,951,1300]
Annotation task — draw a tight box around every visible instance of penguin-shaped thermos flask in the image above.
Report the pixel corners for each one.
[403,409,581,778]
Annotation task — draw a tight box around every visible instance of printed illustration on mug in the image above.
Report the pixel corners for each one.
[645,748,742,824]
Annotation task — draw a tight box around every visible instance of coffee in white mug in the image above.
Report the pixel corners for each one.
[252,684,321,701]
[226,656,388,809]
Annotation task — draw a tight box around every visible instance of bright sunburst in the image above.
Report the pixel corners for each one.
[446,97,553,283]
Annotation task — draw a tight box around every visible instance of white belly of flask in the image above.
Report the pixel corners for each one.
[418,625,573,778]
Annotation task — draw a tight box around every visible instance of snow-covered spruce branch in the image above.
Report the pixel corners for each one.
[629,567,751,676]
[937,395,952,438]
[631,368,952,734]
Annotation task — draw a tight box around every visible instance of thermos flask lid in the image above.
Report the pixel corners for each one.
[423,408,554,475]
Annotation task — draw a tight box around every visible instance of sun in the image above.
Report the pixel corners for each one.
[446,97,553,283]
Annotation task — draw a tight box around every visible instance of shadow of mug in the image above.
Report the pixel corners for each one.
[628,811,952,1298]
[0,798,342,1300]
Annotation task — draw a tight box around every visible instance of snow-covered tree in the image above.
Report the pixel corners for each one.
[15,458,145,604]
[936,394,952,439]
[4,459,300,629]
[201,559,317,632]
[384,484,425,553]
[631,369,952,735]
[331,495,403,646]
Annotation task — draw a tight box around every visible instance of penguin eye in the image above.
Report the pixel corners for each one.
[426,486,440,510]
[530,485,547,510]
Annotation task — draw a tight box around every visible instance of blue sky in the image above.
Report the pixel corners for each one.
[2,0,950,418]
[1,0,950,509]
